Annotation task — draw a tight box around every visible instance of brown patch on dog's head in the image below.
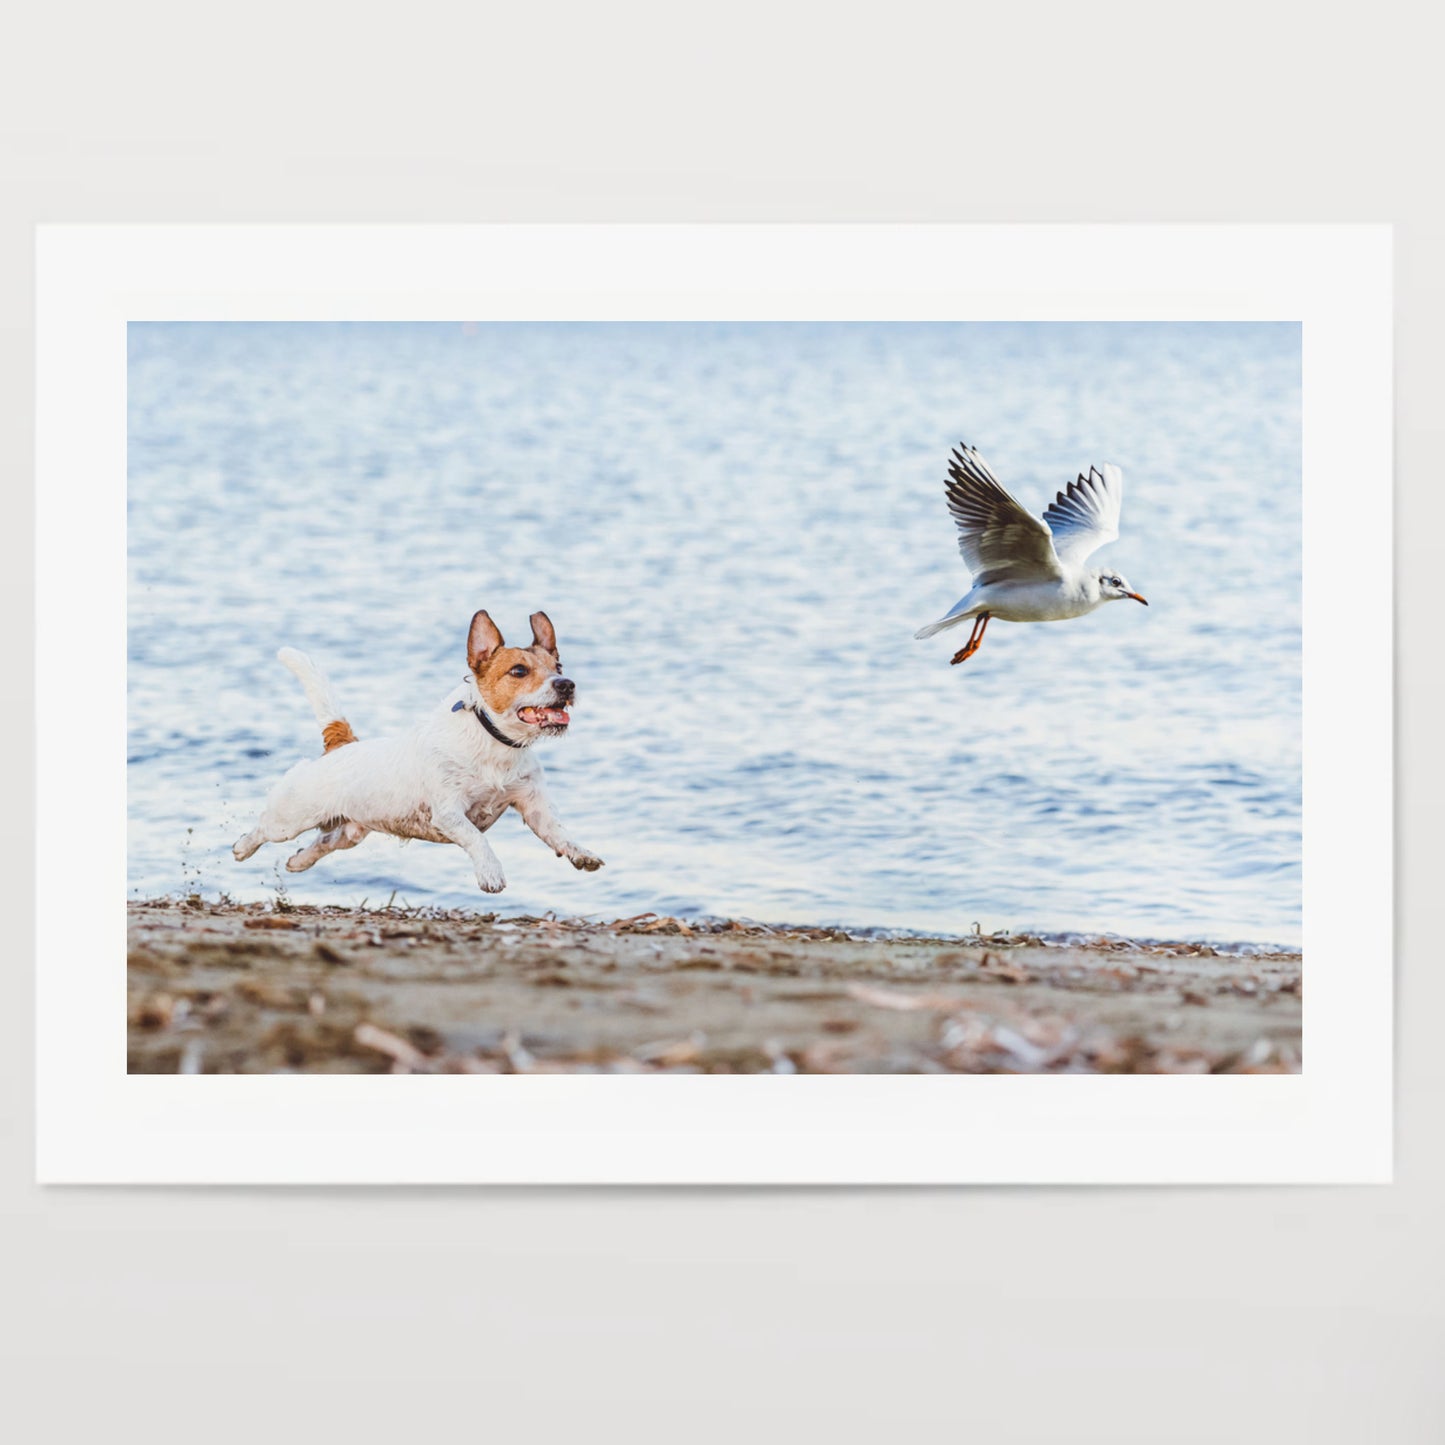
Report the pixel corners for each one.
[467,610,506,672]
[466,609,574,735]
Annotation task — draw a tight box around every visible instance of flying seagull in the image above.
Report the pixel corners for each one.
[915,444,1147,665]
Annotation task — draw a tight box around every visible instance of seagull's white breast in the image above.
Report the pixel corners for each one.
[978,576,1101,623]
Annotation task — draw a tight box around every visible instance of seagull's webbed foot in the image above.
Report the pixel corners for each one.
[949,612,990,665]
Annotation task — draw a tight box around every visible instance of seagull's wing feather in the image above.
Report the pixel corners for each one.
[1043,464,1123,566]
[944,445,1061,584]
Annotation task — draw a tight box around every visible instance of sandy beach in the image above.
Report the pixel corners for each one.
[128,899,1301,1074]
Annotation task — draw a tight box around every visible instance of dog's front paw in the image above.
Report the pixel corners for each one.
[565,847,605,872]
[475,868,507,894]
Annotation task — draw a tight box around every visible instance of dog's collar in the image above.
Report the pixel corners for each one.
[453,699,527,749]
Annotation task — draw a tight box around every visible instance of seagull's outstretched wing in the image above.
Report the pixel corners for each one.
[1043,464,1123,566]
[944,445,1061,584]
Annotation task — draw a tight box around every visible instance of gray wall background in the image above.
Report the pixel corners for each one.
[2,3,1439,1438]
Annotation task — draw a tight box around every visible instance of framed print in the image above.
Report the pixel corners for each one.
[35,223,1391,1182]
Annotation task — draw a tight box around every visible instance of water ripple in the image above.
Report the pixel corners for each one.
[129,321,1300,945]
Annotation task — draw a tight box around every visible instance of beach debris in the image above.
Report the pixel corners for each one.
[637,1033,706,1066]
[845,983,968,1012]
[937,1016,1056,1072]
[764,1040,797,1074]
[978,954,1029,984]
[354,1022,433,1073]
[797,1042,863,1072]
[1230,1037,1299,1073]
[234,979,307,1011]
[502,1031,535,1073]
[134,992,178,1029]
[605,913,701,936]
[129,899,1301,1077]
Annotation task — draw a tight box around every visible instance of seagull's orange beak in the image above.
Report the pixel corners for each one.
[1125,591,1148,606]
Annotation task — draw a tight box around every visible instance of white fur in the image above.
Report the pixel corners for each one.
[233,649,603,893]
[277,646,344,725]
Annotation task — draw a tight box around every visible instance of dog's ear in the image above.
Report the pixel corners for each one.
[529,611,559,658]
[467,610,505,671]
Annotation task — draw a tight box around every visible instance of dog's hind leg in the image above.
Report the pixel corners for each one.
[233,799,325,862]
[286,820,370,873]
[234,823,301,861]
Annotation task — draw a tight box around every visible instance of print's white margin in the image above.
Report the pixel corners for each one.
[35,225,1391,1184]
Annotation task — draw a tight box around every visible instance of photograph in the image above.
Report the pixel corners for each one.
[12,19,1432,1443]
[126,316,1302,1075]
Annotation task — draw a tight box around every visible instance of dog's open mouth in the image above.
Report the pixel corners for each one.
[517,705,570,731]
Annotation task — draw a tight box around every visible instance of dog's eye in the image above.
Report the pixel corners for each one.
[508,664,528,678]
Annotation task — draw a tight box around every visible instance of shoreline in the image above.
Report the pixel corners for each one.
[144,886,1303,958]
[129,898,1302,1075]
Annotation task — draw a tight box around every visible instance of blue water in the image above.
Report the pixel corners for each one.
[128,321,1301,945]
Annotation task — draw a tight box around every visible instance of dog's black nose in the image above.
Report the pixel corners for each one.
[553,677,576,702]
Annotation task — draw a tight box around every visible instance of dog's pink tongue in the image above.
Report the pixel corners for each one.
[520,706,570,726]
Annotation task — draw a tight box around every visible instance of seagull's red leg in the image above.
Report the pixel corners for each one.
[950,612,991,665]
[949,615,983,664]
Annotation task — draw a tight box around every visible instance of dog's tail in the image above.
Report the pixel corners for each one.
[277,647,357,753]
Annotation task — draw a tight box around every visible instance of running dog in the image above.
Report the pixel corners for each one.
[232,610,604,893]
